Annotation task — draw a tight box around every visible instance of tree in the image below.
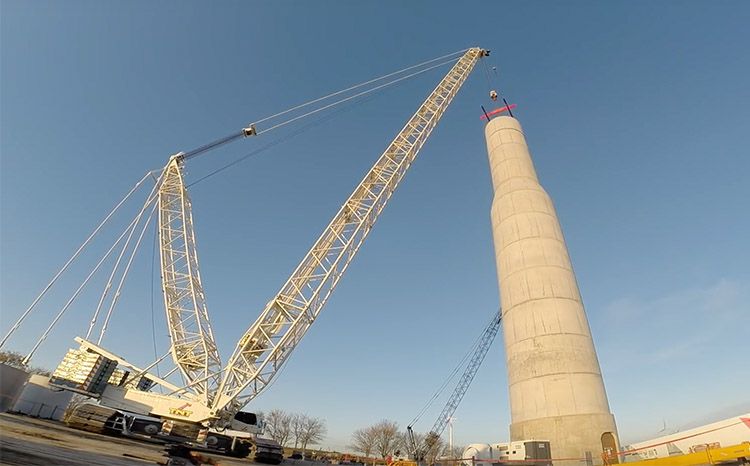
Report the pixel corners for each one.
[0,350,25,368]
[63,394,94,423]
[291,413,305,448]
[299,415,327,453]
[444,444,464,460]
[373,420,401,458]
[350,426,378,462]
[263,409,293,446]
[423,434,445,465]
[260,410,329,451]
[402,430,445,464]
[0,350,51,376]
[400,430,424,459]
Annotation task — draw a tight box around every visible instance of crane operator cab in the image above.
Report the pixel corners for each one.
[230,411,263,433]
[489,90,498,101]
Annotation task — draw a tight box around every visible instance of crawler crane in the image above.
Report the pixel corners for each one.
[47,47,491,458]
[407,310,502,462]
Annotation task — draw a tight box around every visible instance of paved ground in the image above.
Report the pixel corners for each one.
[0,413,260,466]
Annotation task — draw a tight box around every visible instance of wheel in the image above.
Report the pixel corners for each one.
[142,423,160,435]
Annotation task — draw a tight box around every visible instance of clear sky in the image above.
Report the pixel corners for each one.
[2,0,749,453]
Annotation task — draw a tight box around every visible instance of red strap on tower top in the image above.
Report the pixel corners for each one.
[480,104,517,120]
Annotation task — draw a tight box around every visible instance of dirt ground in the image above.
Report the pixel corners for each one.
[0,413,261,466]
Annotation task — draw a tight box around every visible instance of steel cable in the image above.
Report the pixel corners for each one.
[181,49,467,162]
[0,172,156,349]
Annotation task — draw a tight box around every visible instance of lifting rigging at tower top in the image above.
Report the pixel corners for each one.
[4,47,494,436]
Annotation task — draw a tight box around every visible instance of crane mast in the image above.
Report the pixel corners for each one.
[213,47,489,412]
[158,156,223,405]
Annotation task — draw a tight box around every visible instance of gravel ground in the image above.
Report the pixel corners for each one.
[0,413,261,466]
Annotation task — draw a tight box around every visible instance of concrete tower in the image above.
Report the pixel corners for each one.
[485,116,618,462]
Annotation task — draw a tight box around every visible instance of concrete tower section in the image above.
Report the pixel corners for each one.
[485,116,618,462]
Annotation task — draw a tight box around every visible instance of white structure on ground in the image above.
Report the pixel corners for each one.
[12,374,74,421]
[0,363,29,412]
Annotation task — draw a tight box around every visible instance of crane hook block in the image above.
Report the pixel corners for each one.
[490,90,498,101]
[243,124,257,137]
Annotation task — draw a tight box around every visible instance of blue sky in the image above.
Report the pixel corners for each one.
[2,0,749,452]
